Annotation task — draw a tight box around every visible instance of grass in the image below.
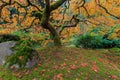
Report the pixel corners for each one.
[0,47,120,80]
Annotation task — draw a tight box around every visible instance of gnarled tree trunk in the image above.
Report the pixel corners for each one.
[47,24,61,46]
[40,0,61,46]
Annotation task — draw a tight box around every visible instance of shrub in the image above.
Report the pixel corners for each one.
[75,32,120,49]
[0,34,20,43]
[112,39,120,48]
[75,33,103,48]
[4,39,39,68]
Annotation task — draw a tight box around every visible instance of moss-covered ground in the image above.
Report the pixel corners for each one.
[0,47,120,80]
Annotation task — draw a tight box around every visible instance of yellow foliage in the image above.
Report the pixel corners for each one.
[0,0,120,39]
[108,33,118,39]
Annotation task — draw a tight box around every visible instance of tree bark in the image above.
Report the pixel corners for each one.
[47,24,61,46]
[40,0,61,46]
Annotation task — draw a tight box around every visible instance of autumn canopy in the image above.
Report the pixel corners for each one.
[0,0,120,46]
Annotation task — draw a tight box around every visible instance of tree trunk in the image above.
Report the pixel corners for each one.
[40,1,62,46]
[48,24,61,46]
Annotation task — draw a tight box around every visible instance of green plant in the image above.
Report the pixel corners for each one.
[75,31,120,49]
[12,30,30,39]
[0,34,20,43]
[75,32,103,49]
[4,39,37,68]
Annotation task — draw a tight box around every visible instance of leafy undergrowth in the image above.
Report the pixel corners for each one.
[0,47,120,80]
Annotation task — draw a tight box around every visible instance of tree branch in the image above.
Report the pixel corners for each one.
[50,0,67,11]
[96,0,120,19]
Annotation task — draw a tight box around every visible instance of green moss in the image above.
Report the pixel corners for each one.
[31,11,42,19]
[0,47,120,80]
[4,39,36,68]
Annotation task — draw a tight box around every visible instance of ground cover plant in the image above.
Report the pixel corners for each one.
[75,26,120,49]
[0,47,120,80]
[0,0,120,80]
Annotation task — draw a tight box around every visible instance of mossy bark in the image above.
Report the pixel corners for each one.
[39,0,67,46]
[40,6,61,46]
[48,24,61,46]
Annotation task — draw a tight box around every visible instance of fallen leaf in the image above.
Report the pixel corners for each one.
[80,63,88,67]
[53,75,57,80]
[111,75,118,79]
[10,66,15,70]
[61,62,67,67]
[57,73,63,78]
[32,78,38,80]
[38,63,42,66]
[34,68,38,71]
[18,56,23,60]
[92,62,98,73]
[74,61,78,64]
[76,78,79,80]
[53,65,59,70]
[53,73,63,80]
[40,69,46,75]
[25,70,30,75]
[0,78,3,80]
[69,64,78,69]
[15,72,23,78]
[98,58,104,62]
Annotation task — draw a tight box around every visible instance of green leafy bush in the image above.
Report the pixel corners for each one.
[4,39,38,68]
[0,34,20,43]
[75,32,120,49]
[75,33,103,48]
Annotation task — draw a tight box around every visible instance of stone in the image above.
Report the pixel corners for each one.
[0,41,39,68]
[25,51,39,68]
[0,41,16,65]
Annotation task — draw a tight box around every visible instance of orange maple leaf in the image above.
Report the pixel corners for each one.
[92,62,98,73]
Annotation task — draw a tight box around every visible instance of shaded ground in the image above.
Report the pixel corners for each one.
[0,47,120,80]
